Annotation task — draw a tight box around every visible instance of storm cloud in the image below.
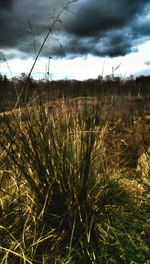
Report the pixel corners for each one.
[0,0,14,9]
[0,0,150,59]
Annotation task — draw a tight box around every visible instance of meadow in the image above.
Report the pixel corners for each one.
[0,77,150,263]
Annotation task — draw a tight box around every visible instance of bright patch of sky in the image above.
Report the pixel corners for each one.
[0,40,150,80]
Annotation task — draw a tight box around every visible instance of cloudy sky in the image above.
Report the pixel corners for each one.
[0,0,150,80]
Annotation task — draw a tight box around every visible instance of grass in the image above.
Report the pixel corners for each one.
[0,94,150,263]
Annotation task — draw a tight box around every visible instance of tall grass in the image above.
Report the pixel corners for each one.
[0,96,150,263]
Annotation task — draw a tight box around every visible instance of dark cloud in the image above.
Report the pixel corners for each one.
[67,0,149,36]
[0,0,67,55]
[0,0,14,9]
[42,30,132,58]
[61,0,150,57]
[0,0,150,60]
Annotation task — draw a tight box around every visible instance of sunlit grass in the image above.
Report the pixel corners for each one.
[0,96,150,263]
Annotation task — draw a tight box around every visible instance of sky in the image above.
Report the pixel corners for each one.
[0,0,150,80]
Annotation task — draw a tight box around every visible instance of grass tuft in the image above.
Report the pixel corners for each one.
[0,96,150,263]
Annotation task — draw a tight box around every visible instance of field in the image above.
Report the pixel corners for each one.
[0,78,150,263]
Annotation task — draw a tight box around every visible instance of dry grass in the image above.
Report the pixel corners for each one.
[0,95,150,263]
